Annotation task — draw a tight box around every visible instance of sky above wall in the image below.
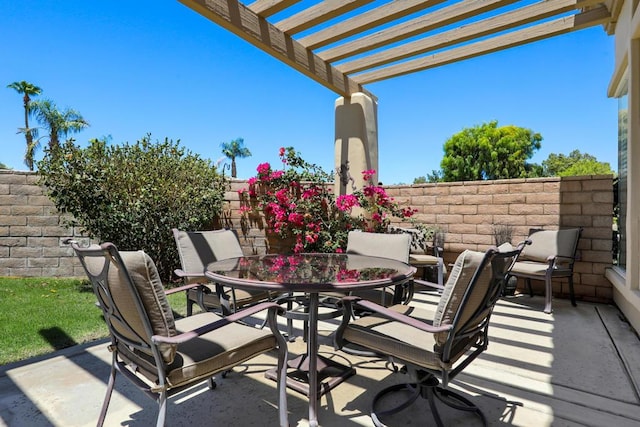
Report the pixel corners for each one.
[0,1,617,184]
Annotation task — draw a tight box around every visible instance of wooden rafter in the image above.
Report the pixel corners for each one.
[248,0,301,18]
[316,0,520,63]
[179,0,614,97]
[273,0,373,35]
[337,0,605,75]
[179,0,370,98]
[352,6,611,85]
[298,0,447,50]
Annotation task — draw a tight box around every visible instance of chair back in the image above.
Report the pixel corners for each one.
[173,228,244,283]
[519,228,581,264]
[346,230,411,263]
[71,242,177,368]
[433,244,522,361]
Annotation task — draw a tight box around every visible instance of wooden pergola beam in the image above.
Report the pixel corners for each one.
[273,0,373,35]
[247,0,300,18]
[338,0,604,75]
[352,6,611,85]
[298,0,447,51]
[179,0,370,97]
[317,0,520,63]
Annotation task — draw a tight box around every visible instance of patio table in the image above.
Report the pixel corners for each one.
[205,252,415,427]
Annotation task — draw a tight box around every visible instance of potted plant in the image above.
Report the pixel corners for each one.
[239,147,420,253]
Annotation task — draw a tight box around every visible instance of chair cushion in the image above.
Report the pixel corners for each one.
[510,260,573,277]
[519,228,581,263]
[433,250,491,347]
[90,250,177,364]
[187,286,272,310]
[389,226,431,255]
[346,231,410,263]
[409,253,440,266]
[166,312,276,387]
[175,229,244,284]
[343,304,443,369]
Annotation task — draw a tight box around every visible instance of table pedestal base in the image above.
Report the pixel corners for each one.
[265,354,356,398]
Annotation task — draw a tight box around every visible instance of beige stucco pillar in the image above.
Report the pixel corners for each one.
[334,92,378,196]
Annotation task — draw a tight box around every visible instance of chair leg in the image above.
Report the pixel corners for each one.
[155,390,167,427]
[186,294,194,317]
[370,375,487,427]
[544,278,553,314]
[526,278,533,297]
[568,276,577,307]
[97,358,117,427]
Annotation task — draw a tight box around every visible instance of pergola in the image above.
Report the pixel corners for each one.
[178,0,616,191]
[179,1,613,97]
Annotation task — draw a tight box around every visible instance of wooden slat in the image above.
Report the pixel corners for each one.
[318,0,519,63]
[298,0,447,50]
[248,0,301,18]
[338,0,604,75]
[179,0,369,97]
[352,6,611,85]
[273,0,374,35]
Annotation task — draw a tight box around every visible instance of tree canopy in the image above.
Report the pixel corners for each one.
[541,149,614,176]
[439,121,542,182]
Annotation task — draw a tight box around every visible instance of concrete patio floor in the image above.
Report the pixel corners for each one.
[1,291,639,427]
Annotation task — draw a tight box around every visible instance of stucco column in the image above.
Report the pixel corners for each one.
[334,92,378,196]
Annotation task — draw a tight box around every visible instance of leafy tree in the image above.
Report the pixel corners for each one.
[37,135,228,282]
[440,121,542,181]
[31,99,89,150]
[413,176,427,184]
[221,137,251,178]
[541,149,614,176]
[6,81,42,170]
[0,162,10,170]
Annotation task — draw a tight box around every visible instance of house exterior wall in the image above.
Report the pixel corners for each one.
[0,171,614,305]
[606,0,640,333]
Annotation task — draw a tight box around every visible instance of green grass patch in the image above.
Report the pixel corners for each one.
[0,277,188,366]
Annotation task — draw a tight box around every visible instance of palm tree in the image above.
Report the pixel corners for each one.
[221,137,251,178]
[6,81,42,170]
[30,99,89,150]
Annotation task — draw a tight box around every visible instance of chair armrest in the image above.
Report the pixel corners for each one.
[413,278,444,292]
[341,296,452,334]
[164,282,203,295]
[152,302,285,345]
[173,268,206,280]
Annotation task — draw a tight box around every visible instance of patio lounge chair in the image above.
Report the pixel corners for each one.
[69,241,289,427]
[507,228,582,313]
[335,242,525,426]
[172,228,271,316]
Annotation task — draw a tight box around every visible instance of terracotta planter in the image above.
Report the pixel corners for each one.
[265,230,297,254]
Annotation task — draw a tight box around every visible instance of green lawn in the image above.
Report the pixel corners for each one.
[0,277,188,366]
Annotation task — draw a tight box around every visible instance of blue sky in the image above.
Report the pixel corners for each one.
[1,1,617,184]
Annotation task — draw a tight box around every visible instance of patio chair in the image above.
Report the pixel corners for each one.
[391,226,446,287]
[346,230,413,306]
[172,228,271,316]
[335,242,526,427]
[506,228,582,313]
[69,241,288,427]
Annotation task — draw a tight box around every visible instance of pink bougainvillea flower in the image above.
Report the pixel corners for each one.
[257,162,271,176]
[336,194,359,211]
[362,169,376,182]
[279,147,286,157]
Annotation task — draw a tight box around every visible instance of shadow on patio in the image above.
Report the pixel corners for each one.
[1,292,639,426]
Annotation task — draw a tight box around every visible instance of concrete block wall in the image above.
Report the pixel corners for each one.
[0,171,614,304]
[384,175,614,303]
[0,171,86,277]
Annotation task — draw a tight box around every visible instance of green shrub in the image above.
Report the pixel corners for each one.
[37,134,228,282]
